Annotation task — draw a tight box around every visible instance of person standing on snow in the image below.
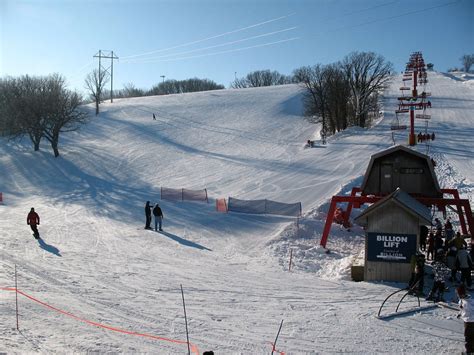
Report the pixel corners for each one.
[456,245,473,289]
[27,207,40,239]
[408,252,425,296]
[453,231,468,250]
[153,203,164,231]
[434,218,443,235]
[457,284,474,354]
[426,249,450,302]
[420,225,428,251]
[427,232,435,260]
[144,201,153,230]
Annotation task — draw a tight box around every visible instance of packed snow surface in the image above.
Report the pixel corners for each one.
[0,72,473,353]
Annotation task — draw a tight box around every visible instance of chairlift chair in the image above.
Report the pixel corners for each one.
[391,111,407,130]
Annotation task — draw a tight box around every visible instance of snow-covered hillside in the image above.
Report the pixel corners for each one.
[0,72,472,353]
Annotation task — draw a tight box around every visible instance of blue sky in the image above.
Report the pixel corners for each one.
[1,0,473,93]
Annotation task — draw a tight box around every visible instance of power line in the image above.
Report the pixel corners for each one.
[122,27,298,64]
[122,37,299,64]
[331,0,399,20]
[121,13,295,60]
[313,0,459,36]
[68,60,95,81]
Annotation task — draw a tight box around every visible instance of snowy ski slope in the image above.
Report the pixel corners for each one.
[0,72,472,353]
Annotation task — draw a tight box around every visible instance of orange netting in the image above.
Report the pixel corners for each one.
[1,287,199,354]
[215,198,228,212]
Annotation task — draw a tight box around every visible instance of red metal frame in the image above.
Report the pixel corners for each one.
[319,187,473,248]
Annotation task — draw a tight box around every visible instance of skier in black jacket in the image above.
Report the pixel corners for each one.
[144,201,152,229]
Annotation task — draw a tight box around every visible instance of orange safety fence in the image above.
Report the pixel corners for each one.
[216,198,228,212]
[1,287,199,354]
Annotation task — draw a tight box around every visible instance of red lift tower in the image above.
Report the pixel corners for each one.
[399,52,430,146]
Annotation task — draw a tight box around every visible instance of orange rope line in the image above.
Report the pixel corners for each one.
[270,341,286,354]
[1,287,199,354]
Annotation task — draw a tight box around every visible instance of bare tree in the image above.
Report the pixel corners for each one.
[0,75,46,150]
[294,64,351,140]
[342,51,393,128]
[0,74,88,156]
[121,82,145,98]
[324,64,351,133]
[230,77,249,89]
[42,74,88,157]
[460,54,474,73]
[231,70,292,88]
[85,69,109,115]
[293,65,328,122]
[0,77,25,137]
[148,78,224,95]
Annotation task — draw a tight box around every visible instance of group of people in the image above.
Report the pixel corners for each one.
[421,218,473,301]
[145,201,164,231]
[421,218,462,261]
[409,217,474,353]
[417,131,435,143]
[411,217,473,301]
[26,203,165,240]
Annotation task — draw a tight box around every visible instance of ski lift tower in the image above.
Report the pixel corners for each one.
[402,52,429,146]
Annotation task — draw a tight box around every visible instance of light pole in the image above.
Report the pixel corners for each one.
[234,71,237,80]
[161,75,165,83]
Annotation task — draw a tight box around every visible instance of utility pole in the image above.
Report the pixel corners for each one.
[161,75,165,83]
[93,50,119,103]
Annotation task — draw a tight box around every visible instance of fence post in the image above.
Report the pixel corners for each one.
[271,319,284,355]
[15,264,19,330]
[288,249,293,272]
[180,284,191,355]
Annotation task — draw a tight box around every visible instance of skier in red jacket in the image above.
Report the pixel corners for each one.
[27,207,40,239]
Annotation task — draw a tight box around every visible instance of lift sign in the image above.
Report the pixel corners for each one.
[367,232,416,263]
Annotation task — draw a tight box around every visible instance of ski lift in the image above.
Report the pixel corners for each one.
[416,114,431,119]
[395,109,409,114]
[391,111,407,130]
